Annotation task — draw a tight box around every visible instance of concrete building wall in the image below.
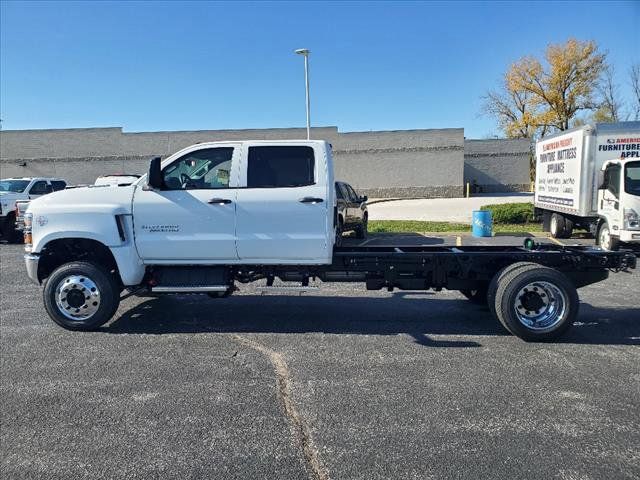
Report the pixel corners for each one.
[463,139,531,193]
[0,127,528,198]
[0,126,465,197]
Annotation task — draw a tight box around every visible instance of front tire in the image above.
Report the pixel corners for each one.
[597,222,619,251]
[43,262,120,330]
[494,265,578,341]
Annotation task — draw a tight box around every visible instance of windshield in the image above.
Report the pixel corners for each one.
[625,161,640,196]
[0,179,30,193]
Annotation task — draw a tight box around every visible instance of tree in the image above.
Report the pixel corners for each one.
[507,39,606,131]
[593,64,622,122]
[481,82,540,139]
[631,63,640,121]
[483,39,607,137]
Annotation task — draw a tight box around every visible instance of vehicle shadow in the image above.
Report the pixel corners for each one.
[343,233,449,247]
[103,294,639,347]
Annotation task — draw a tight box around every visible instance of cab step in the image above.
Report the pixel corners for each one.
[151,285,229,293]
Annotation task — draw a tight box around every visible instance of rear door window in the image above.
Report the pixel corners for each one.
[346,184,359,202]
[51,181,67,191]
[29,181,52,195]
[247,146,315,188]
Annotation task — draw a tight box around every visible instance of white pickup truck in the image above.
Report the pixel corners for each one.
[23,140,636,341]
[0,177,67,241]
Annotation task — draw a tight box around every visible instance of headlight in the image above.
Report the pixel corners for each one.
[624,208,640,230]
[23,213,33,252]
[23,212,33,229]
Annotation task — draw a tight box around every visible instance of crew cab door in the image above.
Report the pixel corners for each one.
[235,143,331,263]
[132,144,241,262]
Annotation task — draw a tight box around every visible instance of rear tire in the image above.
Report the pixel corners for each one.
[550,213,566,239]
[487,262,540,318]
[43,262,120,331]
[335,218,344,247]
[563,217,574,238]
[355,216,368,239]
[494,265,578,341]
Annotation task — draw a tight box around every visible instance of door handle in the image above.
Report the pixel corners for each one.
[208,198,232,205]
[299,197,324,204]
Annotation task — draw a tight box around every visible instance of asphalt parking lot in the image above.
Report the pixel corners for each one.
[1,237,639,480]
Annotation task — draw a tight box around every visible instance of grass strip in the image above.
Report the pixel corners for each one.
[368,220,543,234]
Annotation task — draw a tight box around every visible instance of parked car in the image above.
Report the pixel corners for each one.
[335,181,368,244]
[0,177,66,242]
[94,174,141,187]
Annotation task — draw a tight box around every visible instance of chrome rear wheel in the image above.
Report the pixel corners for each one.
[513,281,568,332]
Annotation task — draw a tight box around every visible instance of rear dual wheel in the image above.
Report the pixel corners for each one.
[550,213,573,239]
[491,264,578,341]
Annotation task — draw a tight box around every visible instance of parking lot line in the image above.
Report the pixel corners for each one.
[548,236,565,246]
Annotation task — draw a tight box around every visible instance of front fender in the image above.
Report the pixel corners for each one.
[31,212,125,253]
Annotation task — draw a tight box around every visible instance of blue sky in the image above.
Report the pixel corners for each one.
[1,1,638,138]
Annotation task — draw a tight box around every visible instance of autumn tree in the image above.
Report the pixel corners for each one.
[481,81,541,139]
[484,39,607,136]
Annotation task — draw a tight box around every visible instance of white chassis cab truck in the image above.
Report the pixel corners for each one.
[0,177,67,242]
[534,122,640,249]
[23,140,635,341]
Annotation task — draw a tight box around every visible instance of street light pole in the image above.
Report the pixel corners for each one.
[295,48,311,140]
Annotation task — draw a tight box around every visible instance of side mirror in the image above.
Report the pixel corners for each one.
[361,195,368,203]
[597,170,606,190]
[147,156,163,189]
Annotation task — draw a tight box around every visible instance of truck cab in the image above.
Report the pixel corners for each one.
[24,140,336,287]
[136,140,335,264]
[598,158,640,250]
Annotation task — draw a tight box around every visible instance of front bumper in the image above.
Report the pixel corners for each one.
[24,254,40,285]
[619,230,640,243]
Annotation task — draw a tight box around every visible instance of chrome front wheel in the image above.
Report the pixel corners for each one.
[55,275,102,320]
[44,262,120,330]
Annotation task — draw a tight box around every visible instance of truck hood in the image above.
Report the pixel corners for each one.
[28,185,135,215]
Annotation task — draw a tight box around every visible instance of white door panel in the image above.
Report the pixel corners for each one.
[235,143,331,262]
[132,144,241,262]
[236,186,328,260]
[133,189,237,261]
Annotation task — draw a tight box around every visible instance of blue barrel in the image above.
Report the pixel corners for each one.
[472,210,493,237]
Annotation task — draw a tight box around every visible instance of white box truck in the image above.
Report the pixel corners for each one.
[534,122,640,250]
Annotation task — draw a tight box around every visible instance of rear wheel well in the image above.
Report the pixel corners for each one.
[38,238,121,284]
